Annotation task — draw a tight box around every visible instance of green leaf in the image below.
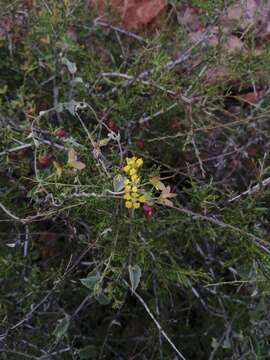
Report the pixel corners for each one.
[158,186,177,207]
[149,176,166,191]
[211,338,219,350]
[71,77,84,85]
[52,160,63,178]
[68,160,86,170]
[53,316,70,339]
[80,275,100,290]
[63,99,80,116]
[61,57,77,74]
[141,191,154,205]
[113,174,124,192]
[95,292,110,305]
[99,137,111,147]
[0,85,7,95]
[67,148,86,170]
[128,264,142,293]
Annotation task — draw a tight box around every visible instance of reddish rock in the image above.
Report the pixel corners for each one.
[88,0,167,31]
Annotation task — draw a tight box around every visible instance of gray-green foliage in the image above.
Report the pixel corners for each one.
[1,0,270,359]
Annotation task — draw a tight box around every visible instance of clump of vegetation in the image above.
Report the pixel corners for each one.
[2,0,270,359]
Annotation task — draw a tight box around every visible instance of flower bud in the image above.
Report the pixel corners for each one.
[143,203,154,219]
[55,128,66,138]
[38,154,49,167]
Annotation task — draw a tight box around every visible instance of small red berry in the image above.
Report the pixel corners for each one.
[105,118,119,133]
[136,139,145,149]
[143,203,154,219]
[55,128,66,138]
[229,159,241,169]
[38,154,49,167]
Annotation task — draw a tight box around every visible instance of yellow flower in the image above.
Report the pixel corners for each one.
[129,168,136,176]
[127,158,132,165]
[134,202,140,209]
[124,193,131,200]
[125,201,132,209]
[131,174,138,182]
[123,165,130,173]
[122,156,144,210]
[138,195,145,203]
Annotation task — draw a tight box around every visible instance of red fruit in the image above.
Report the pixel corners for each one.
[23,0,33,11]
[55,128,66,138]
[229,159,241,169]
[143,203,154,219]
[38,155,49,167]
[137,139,145,149]
[105,118,119,133]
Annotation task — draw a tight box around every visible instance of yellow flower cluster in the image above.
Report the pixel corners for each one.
[123,157,145,209]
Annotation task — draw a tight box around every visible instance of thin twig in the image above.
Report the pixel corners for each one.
[95,19,146,43]
[102,30,212,97]
[0,202,26,224]
[23,225,29,257]
[229,176,270,202]
[170,205,270,255]
[2,241,97,340]
[147,111,270,142]
[101,72,193,103]
[75,107,110,177]
[0,349,38,359]
[187,106,206,178]
[139,103,178,125]
[0,143,32,157]
[0,138,65,158]
[131,287,187,360]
